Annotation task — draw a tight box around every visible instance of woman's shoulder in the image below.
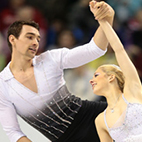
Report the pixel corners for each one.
[95,111,105,124]
[95,111,108,131]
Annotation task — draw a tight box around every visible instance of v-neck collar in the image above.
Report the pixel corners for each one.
[1,56,37,81]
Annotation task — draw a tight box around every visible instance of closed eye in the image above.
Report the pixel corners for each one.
[94,73,100,78]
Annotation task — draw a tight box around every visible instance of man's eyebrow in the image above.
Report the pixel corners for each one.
[26,32,41,39]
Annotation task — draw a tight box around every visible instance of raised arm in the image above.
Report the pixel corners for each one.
[98,20,142,98]
[90,1,115,51]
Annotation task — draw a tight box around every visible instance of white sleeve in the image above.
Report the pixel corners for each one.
[48,38,107,69]
[0,88,25,142]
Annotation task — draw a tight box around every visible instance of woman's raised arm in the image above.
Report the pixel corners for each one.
[98,20,142,97]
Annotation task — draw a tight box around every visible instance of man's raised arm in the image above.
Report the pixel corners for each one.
[90,1,115,50]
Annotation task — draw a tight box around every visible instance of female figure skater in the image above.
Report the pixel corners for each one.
[90,1,142,142]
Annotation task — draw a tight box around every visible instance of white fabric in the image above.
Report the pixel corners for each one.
[104,95,142,142]
[0,39,106,142]
[123,134,142,142]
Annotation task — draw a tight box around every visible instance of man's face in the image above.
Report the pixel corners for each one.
[13,25,40,59]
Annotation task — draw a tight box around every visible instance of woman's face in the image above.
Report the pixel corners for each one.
[90,68,109,95]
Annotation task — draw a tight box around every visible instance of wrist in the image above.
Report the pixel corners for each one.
[107,10,115,25]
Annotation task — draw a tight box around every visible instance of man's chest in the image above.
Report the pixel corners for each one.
[8,65,64,97]
[14,70,38,93]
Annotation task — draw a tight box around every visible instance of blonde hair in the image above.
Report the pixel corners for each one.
[99,64,125,92]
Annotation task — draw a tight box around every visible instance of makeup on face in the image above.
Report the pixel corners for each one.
[94,72,100,78]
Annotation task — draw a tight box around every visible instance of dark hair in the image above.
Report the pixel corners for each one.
[7,20,39,51]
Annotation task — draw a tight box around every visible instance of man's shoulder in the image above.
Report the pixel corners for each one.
[0,71,6,88]
[0,63,11,81]
[35,50,58,62]
[0,66,7,77]
[0,69,6,82]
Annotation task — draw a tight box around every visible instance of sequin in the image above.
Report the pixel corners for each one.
[108,103,142,142]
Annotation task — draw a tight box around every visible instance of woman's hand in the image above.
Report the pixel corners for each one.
[89,0,115,22]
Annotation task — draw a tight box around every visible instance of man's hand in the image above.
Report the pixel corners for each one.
[89,0,115,22]
[89,0,115,50]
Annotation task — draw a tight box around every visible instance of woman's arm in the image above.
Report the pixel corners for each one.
[95,113,113,142]
[90,1,115,51]
[17,136,32,142]
[98,20,142,97]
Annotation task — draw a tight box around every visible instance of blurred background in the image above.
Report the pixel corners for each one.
[0,0,142,141]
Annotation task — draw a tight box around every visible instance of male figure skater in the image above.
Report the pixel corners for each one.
[0,1,114,142]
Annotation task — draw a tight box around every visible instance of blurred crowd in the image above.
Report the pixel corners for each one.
[0,0,142,101]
